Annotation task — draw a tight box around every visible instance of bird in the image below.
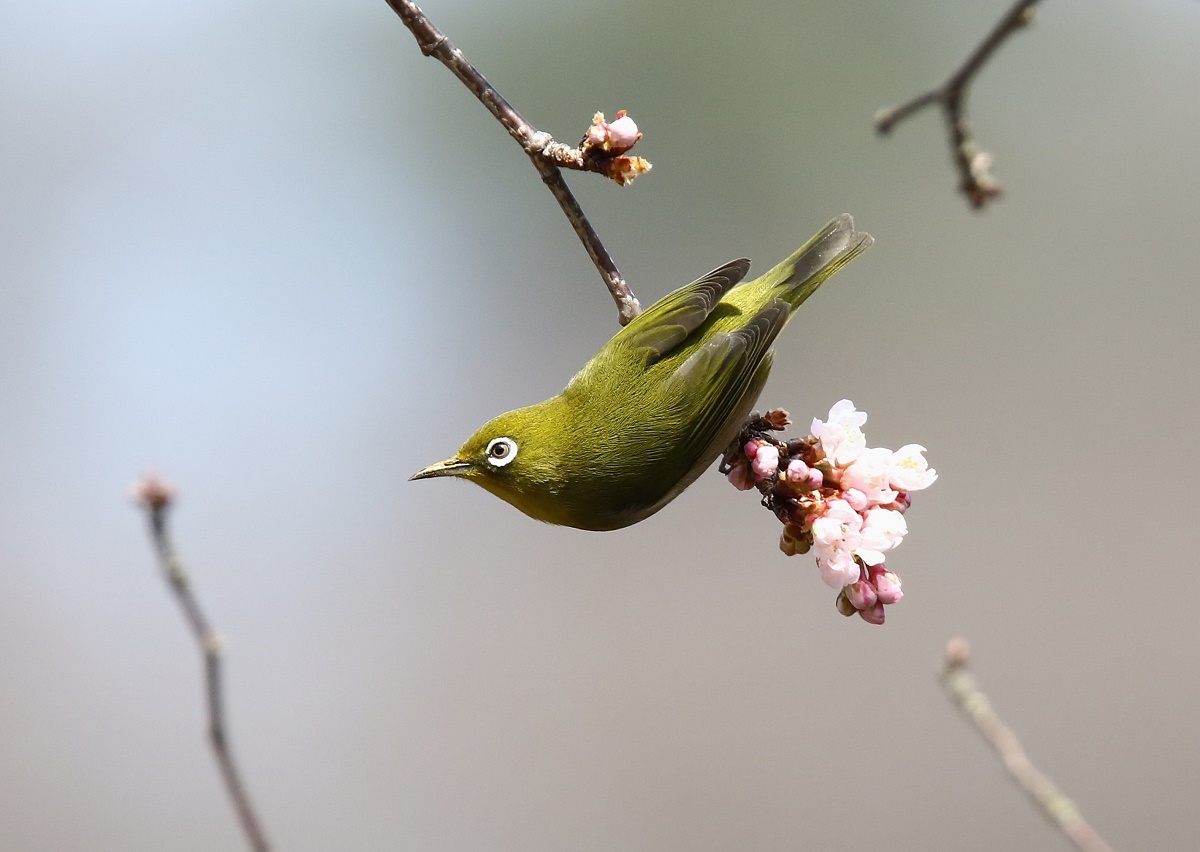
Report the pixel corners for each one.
[411,215,873,531]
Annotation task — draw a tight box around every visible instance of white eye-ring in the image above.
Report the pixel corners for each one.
[485,436,518,468]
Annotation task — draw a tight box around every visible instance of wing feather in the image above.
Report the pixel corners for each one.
[615,258,752,365]
[663,298,791,462]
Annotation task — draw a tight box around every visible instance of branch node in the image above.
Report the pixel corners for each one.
[874,0,1042,209]
[384,0,646,325]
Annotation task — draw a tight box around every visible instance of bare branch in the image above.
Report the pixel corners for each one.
[875,0,1042,209]
[940,638,1117,852]
[132,475,271,852]
[383,0,645,324]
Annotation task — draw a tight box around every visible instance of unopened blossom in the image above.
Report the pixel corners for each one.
[811,399,867,465]
[750,443,779,480]
[131,473,175,511]
[785,458,810,484]
[868,565,903,605]
[856,600,886,625]
[582,110,642,156]
[842,488,869,513]
[726,459,755,491]
[844,577,878,612]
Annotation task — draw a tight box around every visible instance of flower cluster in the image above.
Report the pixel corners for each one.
[721,400,936,625]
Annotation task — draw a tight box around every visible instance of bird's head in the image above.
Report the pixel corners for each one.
[410,404,563,521]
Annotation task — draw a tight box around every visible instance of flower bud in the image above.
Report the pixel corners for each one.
[726,460,755,491]
[844,579,878,612]
[858,601,886,625]
[605,112,640,153]
[869,566,903,604]
[843,488,869,512]
[835,589,858,617]
[785,458,810,484]
[751,444,779,480]
[582,110,642,156]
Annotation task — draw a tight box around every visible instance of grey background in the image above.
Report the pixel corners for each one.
[2,1,1198,850]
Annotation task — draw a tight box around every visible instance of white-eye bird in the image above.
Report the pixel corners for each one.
[412,215,873,530]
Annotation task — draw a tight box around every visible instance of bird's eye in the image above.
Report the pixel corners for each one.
[485,436,518,468]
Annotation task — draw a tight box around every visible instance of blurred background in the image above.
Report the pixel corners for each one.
[3,0,1198,849]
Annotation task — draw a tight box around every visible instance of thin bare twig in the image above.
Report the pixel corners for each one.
[384,0,645,325]
[875,0,1043,209]
[133,475,270,852]
[940,638,1117,852]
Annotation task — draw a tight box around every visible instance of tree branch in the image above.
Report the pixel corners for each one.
[940,638,1116,852]
[133,475,271,852]
[384,0,646,324]
[875,0,1042,209]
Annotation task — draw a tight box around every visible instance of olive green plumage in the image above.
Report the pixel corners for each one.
[412,215,873,530]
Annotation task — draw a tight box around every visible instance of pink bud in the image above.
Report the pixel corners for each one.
[806,468,824,489]
[835,589,858,618]
[843,488,869,512]
[726,460,755,491]
[583,123,608,149]
[869,566,903,604]
[844,579,878,612]
[751,444,780,480]
[785,459,810,483]
[605,112,640,153]
[743,440,759,460]
[858,601,886,625]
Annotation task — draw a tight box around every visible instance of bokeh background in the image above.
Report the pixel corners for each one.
[3,1,1198,849]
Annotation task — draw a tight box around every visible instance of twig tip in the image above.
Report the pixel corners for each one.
[945,636,971,668]
[131,472,176,512]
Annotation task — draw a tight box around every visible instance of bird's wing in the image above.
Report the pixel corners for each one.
[616,258,752,365]
[663,298,791,460]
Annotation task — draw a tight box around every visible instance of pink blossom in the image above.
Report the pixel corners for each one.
[888,444,937,491]
[811,499,863,588]
[856,507,907,566]
[840,446,899,506]
[811,399,867,465]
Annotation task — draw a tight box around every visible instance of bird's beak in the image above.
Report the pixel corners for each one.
[409,457,473,481]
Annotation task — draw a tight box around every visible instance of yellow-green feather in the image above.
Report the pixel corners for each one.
[445,215,873,531]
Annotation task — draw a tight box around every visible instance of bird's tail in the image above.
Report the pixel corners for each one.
[762,214,873,311]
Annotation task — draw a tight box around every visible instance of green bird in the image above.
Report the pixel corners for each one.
[411,215,872,530]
